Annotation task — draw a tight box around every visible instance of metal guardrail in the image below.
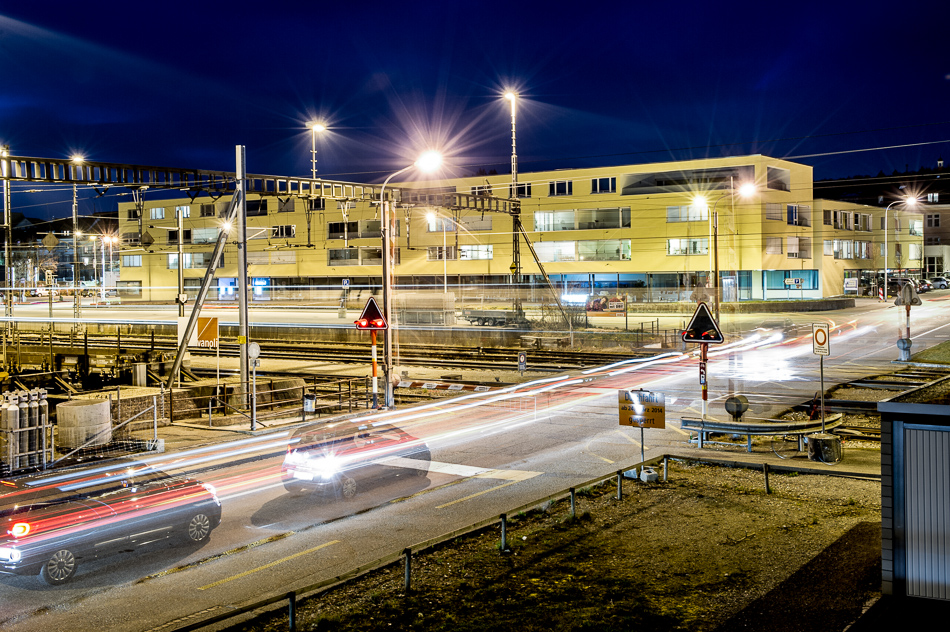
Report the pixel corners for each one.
[680,413,844,452]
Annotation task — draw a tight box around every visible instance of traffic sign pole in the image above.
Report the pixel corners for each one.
[700,342,708,418]
[371,330,378,409]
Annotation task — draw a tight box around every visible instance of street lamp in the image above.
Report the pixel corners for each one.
[71,154,84,327]
[695,181,756,321]
[883,196,917,300]
[381,150,442,408]
[308,122,326,181]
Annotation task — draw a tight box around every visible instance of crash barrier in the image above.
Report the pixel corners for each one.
[0,389,53,474]
[680,413,844,453]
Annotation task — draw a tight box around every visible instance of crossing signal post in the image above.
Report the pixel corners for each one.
[354,297,388,408]
[681,302,725,418]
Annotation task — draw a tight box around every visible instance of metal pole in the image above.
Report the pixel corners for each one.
[236,146,249,403]
[72,183,82,331]
[820,355,826,433]
[177,207,184,317]
[700,342,708,418]
[371,329,378,409]
[380,166,412,409]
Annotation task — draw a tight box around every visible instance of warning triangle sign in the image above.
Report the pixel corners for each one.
[682,301,724,343]
[355,297,388,330]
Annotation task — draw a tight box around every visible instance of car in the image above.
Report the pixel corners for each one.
[282,423,430,500]
[930,277,949,290]
[886,277,916,297]
[917,279,933,293]
[0,464,221,585]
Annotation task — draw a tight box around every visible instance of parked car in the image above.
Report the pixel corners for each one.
[282,423,430,499]
[0,464,221,585]
[930,277,949,290]
[887,277,916,297]
[917,279,933,293]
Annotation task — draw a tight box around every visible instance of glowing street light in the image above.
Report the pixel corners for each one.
[883,196,918,300]
[380,151,443,408]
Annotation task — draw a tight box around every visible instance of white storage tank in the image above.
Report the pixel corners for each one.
[56,399,112,449]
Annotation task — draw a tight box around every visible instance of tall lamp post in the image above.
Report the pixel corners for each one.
[71,155,84,329]
[380,150,442,408]
[503,92,523,313]
[695,181,756,321]
[883,196,917,300]
[308,122,326,181]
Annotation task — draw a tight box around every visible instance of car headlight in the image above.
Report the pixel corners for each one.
[285,451,309,466]
[201,483,221,506]
[314,455,340,480]
[0,547,22,562]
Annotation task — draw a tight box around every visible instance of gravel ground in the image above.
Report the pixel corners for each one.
[228,458,882,632]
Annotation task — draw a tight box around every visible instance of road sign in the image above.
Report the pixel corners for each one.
[784,278,802,286]
[342,279,350,289]
[518,351,526,372]
[894,283,921,306]
[812,323,830,356]
[699,361,707,384]
[196,317,219,348]
[42,233,59,249]
[355,297,388,330]
[618,390,666,428]
[509,263,517,273]
[682,302,724,343]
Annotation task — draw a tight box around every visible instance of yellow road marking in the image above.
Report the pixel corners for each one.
[198,540,339,590]
[436,480,521,509]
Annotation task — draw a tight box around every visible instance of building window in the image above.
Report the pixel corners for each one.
[246,199,267,215]
[278,199,295,213]
[128,208,141,220]
[459,245,493,260]
[765,237,782,254]
[360,247,382,265]
[193,228,219,244]
[787,236,811,259]
[823,240,833,256]
[666,205,707,222]
[458,215,492,231]
[766,167,791,192]
[823,209,832,225]
[149,207,165,220]
[327,221,358,240]
[926,236,941,245]
[509,183,532,198]
[168,253,190,269]
[927,214,940,228]
[548,180,573,196]
[928,193,940,203]
[909,243,922,261]
[122,255,142,267]
[787,204,811,227]
[895,243,902,259]
[534,211,575,231]
[328,249,360,266]
[667,238,708,256]
[909,219,923,236]
[168,229,192,245]
[200,204,217,217]
[426,217,452,232]
[765,270,818,290]
[427,246,457,261]
[176,205,190,219]
[534,241,576,262]
[591,177,616,194]
[577,239,630,261]
[767,203,784,221]
[576,207,630,229]
[470,185,492,196]
[272,225,295,239]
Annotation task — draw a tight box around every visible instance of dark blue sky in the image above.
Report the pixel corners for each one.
[2,1,949,219]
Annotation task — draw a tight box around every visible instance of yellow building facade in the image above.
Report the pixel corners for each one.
[114,154,922,303]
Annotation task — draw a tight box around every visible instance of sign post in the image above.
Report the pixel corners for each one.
[894,284,921,361]
[618,389,666,465]
[518,351,527,375]
[354,297,389,409]
[681,302,724,419]
[812,323,830,432]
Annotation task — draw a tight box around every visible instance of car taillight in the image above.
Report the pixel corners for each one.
[8,523,30,538]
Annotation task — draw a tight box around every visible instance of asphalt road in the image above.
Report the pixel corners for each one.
[1,294,947,630]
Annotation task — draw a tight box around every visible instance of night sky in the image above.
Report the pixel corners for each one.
[2,1,949,219]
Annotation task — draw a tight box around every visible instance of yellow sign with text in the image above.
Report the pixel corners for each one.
[618,390,666,428]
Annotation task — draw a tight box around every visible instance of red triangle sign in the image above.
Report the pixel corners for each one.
[355,297,388,330]
[682,301,724,343]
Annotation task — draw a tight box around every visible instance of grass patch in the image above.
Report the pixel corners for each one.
[911,339,950,364]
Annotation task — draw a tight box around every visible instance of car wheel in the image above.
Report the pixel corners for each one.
[186,512,213,543]
[340,476,358,500]
[41,549,78,585]
[413,464,429,477]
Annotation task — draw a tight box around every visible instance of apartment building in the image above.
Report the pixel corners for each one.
[113,154,922,303]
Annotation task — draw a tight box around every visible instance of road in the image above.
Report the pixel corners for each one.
[1,294,947,630]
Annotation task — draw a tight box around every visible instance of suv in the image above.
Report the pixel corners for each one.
[0,465,221,585]
[282,423,430,499]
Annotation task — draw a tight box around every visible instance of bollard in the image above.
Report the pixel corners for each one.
[403,548,412,592]
[500,513,508,552]
[616,470,623,500]
[569,488,576,518]
[663,456,669,481]
[763,463,771,495]
[288,591,296,632]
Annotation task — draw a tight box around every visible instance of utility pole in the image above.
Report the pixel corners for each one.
[1,145,11,368]
[236,146,250,402]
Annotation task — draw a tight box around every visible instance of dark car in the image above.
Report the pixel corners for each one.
[0,465,221,585]
[917,279,933,293]
[282,423,430,499]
